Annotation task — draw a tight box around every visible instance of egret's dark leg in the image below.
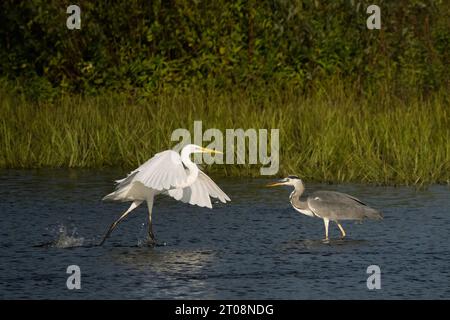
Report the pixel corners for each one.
[148,219,156,243]
[146,197,156,246]
[99,201,142,246]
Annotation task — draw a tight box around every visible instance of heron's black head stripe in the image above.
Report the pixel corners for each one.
[287,175,300,179]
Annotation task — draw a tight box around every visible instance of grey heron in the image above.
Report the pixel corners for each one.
[100,144,230,246]
[268,176,383,240]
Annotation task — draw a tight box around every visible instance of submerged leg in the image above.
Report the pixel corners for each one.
[323,218,330,241]
[146,197,156,246]
[99,200,143,246]
[336,221,346,238]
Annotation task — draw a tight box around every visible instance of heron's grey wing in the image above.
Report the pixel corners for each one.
[114,150,188,191]
[307,191,382,221]
[312,191,368,206]
[336,192,367,206]
[165,171,230,209]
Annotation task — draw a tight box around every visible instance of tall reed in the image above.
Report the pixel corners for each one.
[0,82,448,185]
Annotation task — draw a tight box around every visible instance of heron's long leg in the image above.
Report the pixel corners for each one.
[99,200,143,246]
[323,218,330,240]
[146,197,156,245]
[336,221,346,238]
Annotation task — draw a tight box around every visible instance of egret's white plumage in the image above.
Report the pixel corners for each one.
[100,144,230,245]
[165,171,230,208]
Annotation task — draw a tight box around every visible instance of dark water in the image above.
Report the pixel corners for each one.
[1,169,449,299]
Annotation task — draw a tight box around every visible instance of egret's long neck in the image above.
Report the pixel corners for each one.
[178,148,199,188]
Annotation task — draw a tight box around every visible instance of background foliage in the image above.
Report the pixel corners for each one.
[0,1,449,184]
[1,84,449,185]
[1,0,449,99]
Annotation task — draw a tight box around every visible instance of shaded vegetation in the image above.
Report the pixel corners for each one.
[0,1,449,184]
[1,81,449,185]
[0,0,449,98]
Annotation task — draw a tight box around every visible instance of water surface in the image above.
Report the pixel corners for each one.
[1,169,449,299]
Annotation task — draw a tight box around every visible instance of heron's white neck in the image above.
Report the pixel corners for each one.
[293,181,305,197]
[290,181,309,212]
[177,147,199,188]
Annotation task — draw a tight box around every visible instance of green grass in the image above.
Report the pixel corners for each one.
[1,81,449,185]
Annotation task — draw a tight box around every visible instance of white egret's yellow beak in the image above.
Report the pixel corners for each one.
[266,181,286,187]
[200,147,223,154]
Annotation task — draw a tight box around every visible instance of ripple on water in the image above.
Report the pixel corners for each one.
[1,171,450,299]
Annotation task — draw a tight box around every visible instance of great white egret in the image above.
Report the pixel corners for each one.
[268,176,382,240]
[100,144,230,245]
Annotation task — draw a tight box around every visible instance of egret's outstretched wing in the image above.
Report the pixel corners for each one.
[196,171,231,203]
[114,150,188,191]
[307,191,382,221]
[166,171,231,209]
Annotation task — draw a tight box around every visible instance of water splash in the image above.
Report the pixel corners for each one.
[36,225,85,248]
[54,225,84,248]
[136,223,167,247]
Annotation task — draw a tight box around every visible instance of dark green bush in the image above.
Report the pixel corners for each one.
[0,0,449,99]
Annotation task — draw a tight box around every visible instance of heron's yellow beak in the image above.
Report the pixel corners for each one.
[201,147,223,154]
[266,181,285,187]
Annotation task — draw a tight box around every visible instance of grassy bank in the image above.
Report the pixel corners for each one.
[1,82,449,185]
